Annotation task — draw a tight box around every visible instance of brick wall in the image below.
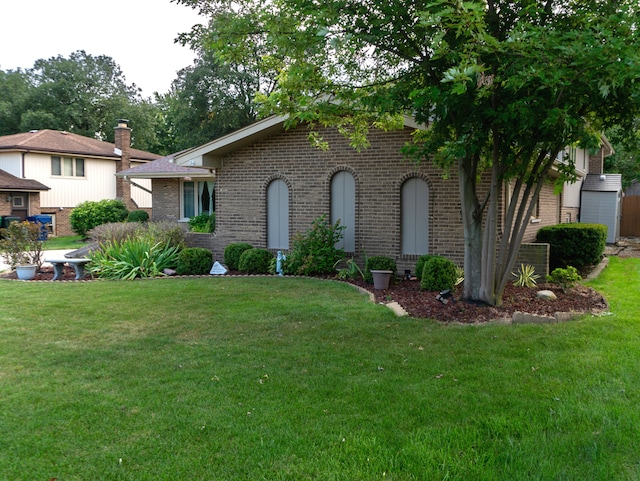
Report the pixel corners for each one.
[515,243,550,278]
[211,125,469,273]
[151,178,182,222]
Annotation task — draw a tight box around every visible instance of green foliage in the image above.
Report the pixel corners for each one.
[415,255,435,281]
[127,210,149,223]
[0,220,43,268]
[512,264,540,288]
[88,238,180,280]
[284,215,346,276]
[547,266,581,291]
[224,242,254,270]
[420,256,458,292]
[335,258,365,281]
[176,247,213,275]
[536,223,607,269]
[89,221,186,250]
[238,248,273,274]
[70,199,129,238]
[364,256,397,284]
[188,212,216,233]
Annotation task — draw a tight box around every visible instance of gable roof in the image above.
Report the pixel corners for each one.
[115,153,215,179]
[582,173,622,192]
[174,115,425,169]
[0,169,49,192]
[0,130,160,161]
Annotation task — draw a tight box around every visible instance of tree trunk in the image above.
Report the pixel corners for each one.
[458,156,483,301]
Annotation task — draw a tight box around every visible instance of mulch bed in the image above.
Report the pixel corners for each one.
[1,263,610,323]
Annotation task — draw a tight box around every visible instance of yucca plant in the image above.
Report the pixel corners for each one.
[512,264,540,287]
[88,238,180,280]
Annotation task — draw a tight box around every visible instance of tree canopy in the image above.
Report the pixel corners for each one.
[179,0,640,305]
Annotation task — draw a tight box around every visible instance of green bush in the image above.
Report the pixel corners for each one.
[188,213,216,233]
[238,248,273,274]
[546,266,581,290]
[536,223,607,269]
[176,247,213,275]
[127,210,149,223]
[88,238,180,280]
[364,256,397,284]
[224,243,253,270]
[414,255,435,281]
[420,256,458,291]
[70,199,129,238]
[0,221,44,269]
[89,221,186,250]
[284,215,345,276]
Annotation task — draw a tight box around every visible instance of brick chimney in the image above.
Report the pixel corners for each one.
[114,119,135,209]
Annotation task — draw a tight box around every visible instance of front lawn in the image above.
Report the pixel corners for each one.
[1,257,639,480]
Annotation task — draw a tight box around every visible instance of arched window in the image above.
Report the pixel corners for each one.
[331,171,356,252]
[401,177,429,255]
[267,179,289,249]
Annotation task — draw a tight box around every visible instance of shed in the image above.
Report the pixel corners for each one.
[580,173,623,244]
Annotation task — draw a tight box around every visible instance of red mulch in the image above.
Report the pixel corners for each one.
[1,263,610,323]
[345,277,608,323]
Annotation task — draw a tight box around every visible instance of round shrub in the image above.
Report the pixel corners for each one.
[70,199,128,238]
[176,247,213,275]
[127,210,149,223]
[238,248,273,274]
[420,256,458,291]
[364,255,397,284]
[224,243,253,270]
[414,255,434,281]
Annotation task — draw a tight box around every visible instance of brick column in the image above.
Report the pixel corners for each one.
[114,119,135,209]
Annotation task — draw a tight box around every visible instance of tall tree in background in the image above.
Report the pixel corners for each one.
[0,51,164,152]
[157,49,261,152]
[179,0,640,305]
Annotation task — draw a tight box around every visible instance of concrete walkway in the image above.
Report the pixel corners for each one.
[0,249,74,273]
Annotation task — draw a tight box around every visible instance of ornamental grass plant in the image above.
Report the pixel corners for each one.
[0,257,638,480]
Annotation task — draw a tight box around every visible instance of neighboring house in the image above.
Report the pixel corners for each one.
[0,121,160,235]
[119,115,613,275]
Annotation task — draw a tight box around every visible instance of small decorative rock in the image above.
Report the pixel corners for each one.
[163,268,177,276]
[537,290,557,301]
[210,261,228,275]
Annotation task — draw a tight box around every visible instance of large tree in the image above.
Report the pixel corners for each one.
[180,0,640,305]
[1,51,164,152]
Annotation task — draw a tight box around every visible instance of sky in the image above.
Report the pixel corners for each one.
[0,0,204,97]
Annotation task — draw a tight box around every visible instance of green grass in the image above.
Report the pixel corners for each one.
[43,235,88,250]
[1,258,639,480]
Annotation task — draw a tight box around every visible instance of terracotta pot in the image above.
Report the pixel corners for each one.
[16,264,37,280]
[370,270,393,290]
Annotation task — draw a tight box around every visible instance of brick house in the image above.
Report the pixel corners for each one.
[0,121,160,236]
[118,115,610,275]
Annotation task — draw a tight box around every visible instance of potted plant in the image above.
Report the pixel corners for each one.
[365,255,397,290]
[0,220,44,280]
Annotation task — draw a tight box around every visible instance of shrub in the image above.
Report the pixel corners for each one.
[224,243,253,270]
[127,210,149,223]
[89,221,186,250]
[364,256,397,284]
[88,238,180,280]
[238,248,273,274]
[284,215,345,276]
[414,255,434,281]
[70,199,129,238]
[512,264,540,287]
[0,221,44,269]
[420,256,458,291]
[536,223,607,269]
[188,213,216,233]
[176,247,213,275]
[547,266,581,291]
